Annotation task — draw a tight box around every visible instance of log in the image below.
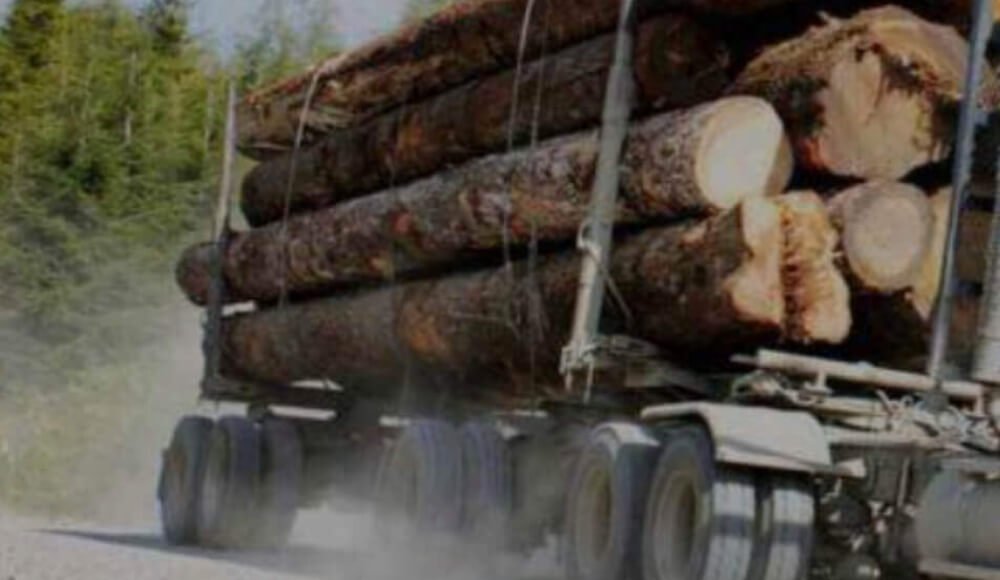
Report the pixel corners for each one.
[236,0,789,157]
[180,98,793,305]
[779,192,851,344]
[827,181,935,293]
[845,189,980,367]
[240,15,730,226]
[730,6,992,181]
[956,205,994,284]
[219,195,851,399]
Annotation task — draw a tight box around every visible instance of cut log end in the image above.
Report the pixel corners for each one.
[731,6,983,181]
[778,192,852,344]
[176,243,214,307]
[728,196,785,328]
[815,47,952,179]
[695,97,793,210]
[829,181,934,294]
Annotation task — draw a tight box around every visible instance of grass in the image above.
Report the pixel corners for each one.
[0,292,204,522]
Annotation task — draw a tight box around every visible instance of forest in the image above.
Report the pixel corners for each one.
[0,0,433,516]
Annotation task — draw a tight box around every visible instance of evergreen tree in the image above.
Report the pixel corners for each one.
[2,0,64,71]
[0,0,225,361]
[404,0,456,22]
[234,0,341,90]
[141,0,189,55]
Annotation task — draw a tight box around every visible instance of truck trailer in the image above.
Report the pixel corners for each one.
[158,0,1000,578]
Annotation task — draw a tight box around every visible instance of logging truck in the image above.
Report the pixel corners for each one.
[157,0,1000,578]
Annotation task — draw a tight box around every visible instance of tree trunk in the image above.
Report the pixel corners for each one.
[180,98,792,305]
[218,196,850,400]
[730,6,991,180]
[239,15,730,226]
[235,0,794,158]
[827,181,935,293]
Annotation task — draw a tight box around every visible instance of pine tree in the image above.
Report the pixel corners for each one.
[141,0,188,55]
[2,0,64,71]
[0,0,225,356]
[404,0,456,22]
[234,0,341,90]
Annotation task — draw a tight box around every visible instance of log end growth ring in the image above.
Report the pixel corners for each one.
[832,181,934,294]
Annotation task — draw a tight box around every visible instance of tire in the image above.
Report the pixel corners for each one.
[642,426,757,580]
[461,421,513,549]
[565,422,660,580]
[159,416,214,546]
[197,416,262,549]
[375,419,463,541]
[749,475,815,580]
[253,418,303,549]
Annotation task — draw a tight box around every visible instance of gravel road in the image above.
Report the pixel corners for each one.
[0,514,356,580]
[0,511,559,580]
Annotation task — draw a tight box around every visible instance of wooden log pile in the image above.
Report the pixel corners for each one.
[177,1,1000,402]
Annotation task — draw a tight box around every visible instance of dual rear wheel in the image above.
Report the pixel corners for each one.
[565,424,816,580]
[158,415,303,550]
[374,418,514,573]
[376,419,513,537]
[355,417,817,580]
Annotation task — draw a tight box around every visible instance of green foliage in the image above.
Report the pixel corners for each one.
[0,0,222,366]
[0,0,340,516]
[2,0,63,72]
[404,0,459,22]
[233,0,342,91]
[141,0,190,56]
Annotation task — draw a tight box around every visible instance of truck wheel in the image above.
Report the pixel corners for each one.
[565,422,659,580]
[749,475,815,580]
[197,416,262,549]
[159,416,214,546]
[461,421,513,549]
[253,418,302,549]
[642,426,756,580]
[375,419,463,543]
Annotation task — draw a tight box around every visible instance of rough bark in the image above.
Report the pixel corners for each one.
[730,6,994,180]
[956,205,994,285]
[235,0,794,157]
[180,98,792,304]
[827,181,935,293]
[240,15,730,226]
[218,196,849,400]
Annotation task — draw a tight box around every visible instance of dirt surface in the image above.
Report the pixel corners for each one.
[0,515,344,580]
[0,510,559,580]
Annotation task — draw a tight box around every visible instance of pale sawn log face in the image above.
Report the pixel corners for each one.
[218,196,850,399]
[179,98,792,305]
[776,192,851,344]
[827,181,935,294]
[730,5,993,180]
[239,15,730,227]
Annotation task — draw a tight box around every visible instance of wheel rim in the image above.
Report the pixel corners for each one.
[651,471,700,579]
[572,457,614,576]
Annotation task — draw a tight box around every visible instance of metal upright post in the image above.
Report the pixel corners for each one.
[927,0,994,382]
[202,83,238,392]
[561,0,638,390]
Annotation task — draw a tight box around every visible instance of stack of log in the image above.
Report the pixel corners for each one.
[177,0,999,402]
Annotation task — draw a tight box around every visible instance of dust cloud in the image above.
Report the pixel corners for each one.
[0,276,561,579]
[0,287,208,524]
